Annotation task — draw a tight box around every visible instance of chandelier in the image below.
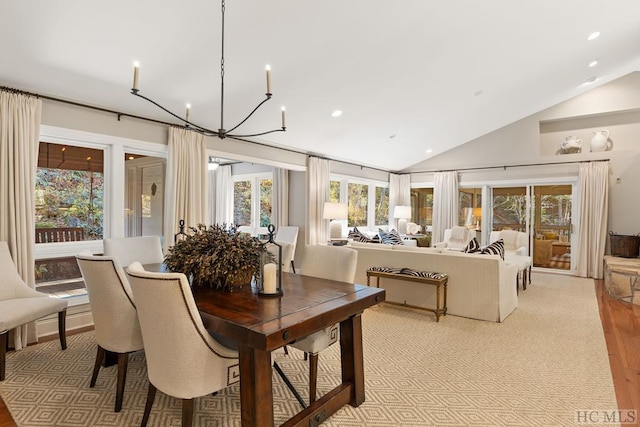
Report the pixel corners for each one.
[130,0,286,140]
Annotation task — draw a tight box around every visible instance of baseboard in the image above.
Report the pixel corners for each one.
[36,302,94,340]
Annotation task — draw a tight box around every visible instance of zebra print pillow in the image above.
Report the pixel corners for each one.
[378,228,403,245]
[348,227,379,243]
[463,237,481,253]
[480,239,505,259]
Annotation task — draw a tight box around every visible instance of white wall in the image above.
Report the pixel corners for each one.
[406,71,640,237]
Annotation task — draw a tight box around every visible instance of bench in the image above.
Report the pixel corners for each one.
[35,227,85,243]
[366,267,448,321]
[604,255,640,303]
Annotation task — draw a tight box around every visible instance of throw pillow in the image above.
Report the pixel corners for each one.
[463,237,481,253]
[378,228,403,245]
[480,239,505,259]
[348,227,379,243]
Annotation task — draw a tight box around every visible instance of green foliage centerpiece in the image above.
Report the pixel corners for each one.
[164,223,265,291]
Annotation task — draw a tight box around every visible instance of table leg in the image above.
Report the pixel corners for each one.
[443,282,448,315]
[339,314,365,407]
[435,285,441,322]
[238,344,273,427]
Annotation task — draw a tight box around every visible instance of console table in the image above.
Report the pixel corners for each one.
[604,255,640,303]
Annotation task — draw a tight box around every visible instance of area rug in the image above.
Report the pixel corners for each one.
[0,274,618,426]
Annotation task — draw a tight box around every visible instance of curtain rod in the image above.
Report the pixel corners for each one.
[1,85,392,174]
[411,158,610,174]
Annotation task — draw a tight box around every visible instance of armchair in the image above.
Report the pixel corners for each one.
[490,230,528,256]
[433,226,477,251]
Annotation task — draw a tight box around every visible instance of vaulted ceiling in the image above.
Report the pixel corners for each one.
[2,1,639,172]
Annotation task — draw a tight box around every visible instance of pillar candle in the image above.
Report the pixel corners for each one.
[263,263,277,293]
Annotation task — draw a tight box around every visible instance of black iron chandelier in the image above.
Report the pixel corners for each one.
[130,0,286,139]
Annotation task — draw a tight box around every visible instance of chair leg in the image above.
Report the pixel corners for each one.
[182,398,194,427]
[523,269,527,291]
[90,346,105,387]
[529,266,532,284]
[141,382,157,427]
[0,332,6,381]
[115,352,129,412]
[58,309,67,350]
[291,260,296,274]
[309,353,318,404]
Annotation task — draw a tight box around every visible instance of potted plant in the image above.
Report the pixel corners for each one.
[164,223,268,290]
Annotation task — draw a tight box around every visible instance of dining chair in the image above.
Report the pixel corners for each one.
[126,262,240,427]
[276,244,357,406]
[275,226,299,273]
[103,235,164,267]
[0,241,68,381]
[75,254,144,412]
[266,241,294,273]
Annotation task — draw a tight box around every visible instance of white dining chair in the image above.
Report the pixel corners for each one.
[0,241,68,381]
[76,254,144,412]
[103,235,164,267]
[126,262,240,427]
[275,226,299,273]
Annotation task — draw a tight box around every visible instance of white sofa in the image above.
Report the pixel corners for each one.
[348,241,519,322]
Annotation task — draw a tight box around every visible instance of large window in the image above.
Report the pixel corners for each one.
[124,154,166,238]
[331,176,388,231]
[233,173,273,235]
[410,188,433,227]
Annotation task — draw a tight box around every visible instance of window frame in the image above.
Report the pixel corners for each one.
[330,174,389,232]
[232,171,273,236]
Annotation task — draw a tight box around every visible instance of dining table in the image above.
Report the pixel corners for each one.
[143,264,385,427]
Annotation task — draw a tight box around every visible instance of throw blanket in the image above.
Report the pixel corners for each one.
[450,226,467,242]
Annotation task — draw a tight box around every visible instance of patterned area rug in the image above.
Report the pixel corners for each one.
[0,274,618,426]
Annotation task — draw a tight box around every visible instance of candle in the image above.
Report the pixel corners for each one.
[265,65,272,94]
[281,107,286,128]
[185,103,191,122]
[263,263,277,294]
[132,61,140,91]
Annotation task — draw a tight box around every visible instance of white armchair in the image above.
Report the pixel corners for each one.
[490,230,528,256]
[433,226,477,251]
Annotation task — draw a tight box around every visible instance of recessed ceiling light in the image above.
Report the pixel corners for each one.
[587,31,600,41]
[583,76,598,86]
[389,134,396,139]
[588,59,599,67]
[474,90,484,96]
[426,149,433,154]
[331,110,343,117]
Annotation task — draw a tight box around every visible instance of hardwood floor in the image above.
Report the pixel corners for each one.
[0,280,638,426]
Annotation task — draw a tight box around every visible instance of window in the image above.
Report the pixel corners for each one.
[124,154,166,237]
[410,188,434,227]
[348,183,368,227]
[331,176,388,231]
[233,173,273,235]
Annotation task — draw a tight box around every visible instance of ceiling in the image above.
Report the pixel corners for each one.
[3,1,640,172]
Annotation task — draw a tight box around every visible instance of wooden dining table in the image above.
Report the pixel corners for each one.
[144,264,385,427]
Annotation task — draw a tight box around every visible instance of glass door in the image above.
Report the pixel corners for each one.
[532,185,572,270]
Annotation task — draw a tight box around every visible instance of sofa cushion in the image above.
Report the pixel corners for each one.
[348,227,379,243]
[463,237,481,253]
[349,240,392,249]
[480,239,505,259]
[379,228,403,245]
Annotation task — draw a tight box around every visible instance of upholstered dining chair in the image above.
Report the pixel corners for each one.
[126,262,240,427]
[0,241,68,381]
[75,254,144,412]
[275,226,299,273]
[277,244,358,405]
[266,241,294,273]
[103,235,164,267]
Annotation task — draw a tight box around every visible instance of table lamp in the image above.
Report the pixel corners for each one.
[393,205,412,234]
[323,202,348,240]
[473,207,482,230]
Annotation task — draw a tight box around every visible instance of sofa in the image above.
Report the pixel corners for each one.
[348,241,519,322]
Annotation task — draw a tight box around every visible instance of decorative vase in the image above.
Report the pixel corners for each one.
[590,130,611,152]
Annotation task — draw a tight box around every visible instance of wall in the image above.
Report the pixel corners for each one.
[406,71,640,236]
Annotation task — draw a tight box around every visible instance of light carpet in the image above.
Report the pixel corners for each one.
[0,274,618,426]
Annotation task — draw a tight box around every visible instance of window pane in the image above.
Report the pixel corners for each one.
[124,154,166,237]
[260,178,273,227]
[458,190,473,226]
[330,180,340,203]
[492,187,526,231]
[375,186,389,225]
[411,188,433,226]
[35,142,104,242]
[348,183,368,227]
[234,180,252,226]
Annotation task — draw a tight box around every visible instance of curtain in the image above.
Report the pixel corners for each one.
[306,157,330,245]
[432,171,458,244]
[0,89,42,348]
[389,173,411,230]
[576,161,609,279]
[272,167,289,229]
[209,165,233,225]
[163,127,207,252]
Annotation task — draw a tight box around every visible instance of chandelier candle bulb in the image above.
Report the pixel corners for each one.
[263,263,277,294]
[185,104,191,122]
[281,107,286,128]
[266,65,272,94]
[132,62,140,91]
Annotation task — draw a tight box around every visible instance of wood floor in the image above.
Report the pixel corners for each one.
[0,279,638,426]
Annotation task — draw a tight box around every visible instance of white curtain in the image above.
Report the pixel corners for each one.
[576,161,609,279]
[306,157,330,245]
[0,89,42,348]
[432,171,458,244]
[210,165,233,225]
[272,167,289,229]
[389,173,411,230]
[163,127,207,252]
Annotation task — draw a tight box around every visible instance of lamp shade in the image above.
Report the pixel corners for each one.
[393,205,411,219]
[473,207,482,218]
[323,202,348,220]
